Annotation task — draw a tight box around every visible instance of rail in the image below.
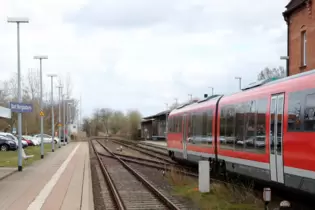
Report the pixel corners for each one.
[95,139,181,210]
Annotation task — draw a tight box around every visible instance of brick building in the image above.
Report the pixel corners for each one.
[283,0,315,76]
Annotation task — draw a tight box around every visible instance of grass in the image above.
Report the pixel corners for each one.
[0,144,60,167]
[166,167,264,210]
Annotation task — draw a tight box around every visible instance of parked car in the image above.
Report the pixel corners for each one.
[0,135,17,151]
[32,134,60,144]
[0,132,28,148]
[22,135,39,146]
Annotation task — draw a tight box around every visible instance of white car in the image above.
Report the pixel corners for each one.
[33,134,60,144]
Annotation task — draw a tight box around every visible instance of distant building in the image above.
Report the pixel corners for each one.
[141,110,170,140]
[283,0,315,76]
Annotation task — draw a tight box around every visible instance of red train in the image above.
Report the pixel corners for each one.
[167,70,315,195]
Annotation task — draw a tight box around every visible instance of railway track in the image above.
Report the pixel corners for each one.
[108,137,168,155]
[93,137,313,209]
[110,139,172,162]
[98,151,198,177]
[91,139,185,210]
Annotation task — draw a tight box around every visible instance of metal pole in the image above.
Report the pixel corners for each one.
[208,87,214,95]
[68,103,71,143]
[51,76,55,152]
[235,77,242,90]
[40,59,44,158]
[80,94,82,131]
[47,75,57,151]
[16,22,23,171]
[63,94,66,145]
[57,86,62,148]
[239,79,241,90]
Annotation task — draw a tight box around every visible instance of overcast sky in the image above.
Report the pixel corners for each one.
[0,0,288,118]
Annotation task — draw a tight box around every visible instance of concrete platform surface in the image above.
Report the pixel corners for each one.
[0,167,17,181]
[0,142,94,210]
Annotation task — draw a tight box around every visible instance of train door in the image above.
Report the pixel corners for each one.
[182,114,188,159]
[269,93,285,183]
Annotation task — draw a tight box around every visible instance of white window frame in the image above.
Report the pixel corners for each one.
[302,31,307,66]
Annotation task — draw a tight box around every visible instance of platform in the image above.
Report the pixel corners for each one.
[0,142,94,210]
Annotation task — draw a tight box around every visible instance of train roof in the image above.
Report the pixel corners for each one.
[169,94,223,116]
[169,69,315,116]
[223,68,315,99]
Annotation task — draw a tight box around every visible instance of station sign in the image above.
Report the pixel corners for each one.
[10,102,33,113]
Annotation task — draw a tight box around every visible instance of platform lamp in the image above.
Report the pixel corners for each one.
[34,55,48,159]
[280,56,289,77]
[235,76,242,90]
[7,17,29,172]
[47,74,57,152]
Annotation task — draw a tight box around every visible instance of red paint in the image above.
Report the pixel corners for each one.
[167,73,315,173]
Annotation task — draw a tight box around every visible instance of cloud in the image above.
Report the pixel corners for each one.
[0,0,289,118]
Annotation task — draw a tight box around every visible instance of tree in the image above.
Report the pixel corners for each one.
[257,66,285,81]
[99,108,113,134]
[109,111,126,134]
[26,68,40,100]
[126,110,142,139]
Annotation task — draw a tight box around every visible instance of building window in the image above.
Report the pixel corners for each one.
[301,31,307,66]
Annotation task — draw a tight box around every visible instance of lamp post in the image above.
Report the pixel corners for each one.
[34,55,48,158]
[208,86,214,96]
[62,94,67,145]
[7,17,29,172]
[188,94,192,102]
[56,85,63,148]
[235,76,242,90]
[280,56,289,77]
[174,98,178,106]
[47,74,57,152]
[67,102,73,143]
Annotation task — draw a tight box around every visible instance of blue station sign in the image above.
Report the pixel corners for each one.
[10,102,33,113]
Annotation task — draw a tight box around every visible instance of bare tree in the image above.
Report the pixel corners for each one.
[257,66,285,81]
[26,68,40,100]
[99,108,113,134]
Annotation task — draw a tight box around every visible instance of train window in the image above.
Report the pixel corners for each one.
[179,116,183,132]
[256,98,267,153]
[187,114,192,137]
[207,110,213,145]
[244,100,257,152]
[168,117,172,132]
[288,92,302,131]
[235,103,245,150]
[222,106,236,150]
[219,107,226,137]
[192,113,197,137]
[202,112,207,136]
[176,116,181,132]
[207,110,213,136]
[196,112,203,136]
[304,93,315,131]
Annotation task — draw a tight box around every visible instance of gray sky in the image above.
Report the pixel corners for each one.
[0,0,288,118]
